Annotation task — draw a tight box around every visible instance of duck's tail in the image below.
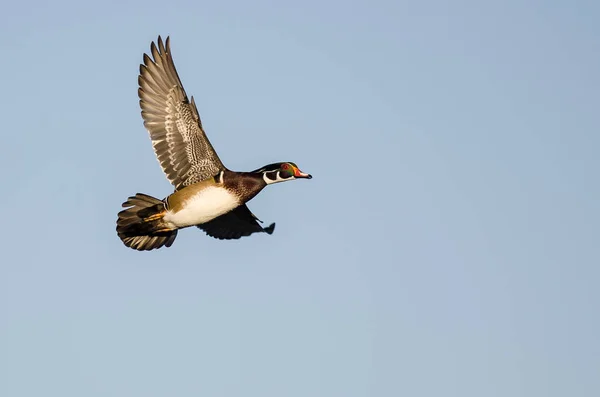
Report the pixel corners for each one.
[116,193,177,251]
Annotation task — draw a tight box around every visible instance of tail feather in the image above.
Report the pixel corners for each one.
[116,193,177,251]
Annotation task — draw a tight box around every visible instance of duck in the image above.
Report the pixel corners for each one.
[116,36,312,251]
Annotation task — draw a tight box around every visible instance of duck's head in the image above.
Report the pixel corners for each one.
[254,162,312,185]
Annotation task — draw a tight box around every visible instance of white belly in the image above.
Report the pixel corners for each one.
[163,187,240,228]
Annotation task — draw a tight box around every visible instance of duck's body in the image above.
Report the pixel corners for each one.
[116,36,311,251]
[164,181,240,228]
[163,170,265,228]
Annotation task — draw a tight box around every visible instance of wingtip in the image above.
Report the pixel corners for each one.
[264,223,276,235]
[154,35,170,50]
[158,35,167,54]
[150,40,158,58]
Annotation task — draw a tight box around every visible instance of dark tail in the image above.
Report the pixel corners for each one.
[116,193,177,251]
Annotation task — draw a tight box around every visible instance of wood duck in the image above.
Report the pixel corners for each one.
[116,36,312,251]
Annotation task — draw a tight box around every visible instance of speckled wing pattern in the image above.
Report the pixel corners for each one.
[197,205,276,240]
[138,36,225,190]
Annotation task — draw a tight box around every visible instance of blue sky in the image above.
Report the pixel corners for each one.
[1,1,599,396]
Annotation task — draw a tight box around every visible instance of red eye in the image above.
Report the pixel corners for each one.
[282,164,289,170]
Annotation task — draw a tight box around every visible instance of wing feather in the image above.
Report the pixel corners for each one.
[138,36,225,190]
[197,205,276,240]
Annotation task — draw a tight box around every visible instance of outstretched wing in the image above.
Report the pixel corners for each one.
[197,205,276,240]
[138,36,225,190]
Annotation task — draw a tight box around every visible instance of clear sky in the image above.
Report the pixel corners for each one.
[1,0,599,396]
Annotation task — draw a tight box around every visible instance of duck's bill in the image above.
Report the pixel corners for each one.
[293,168,312,179]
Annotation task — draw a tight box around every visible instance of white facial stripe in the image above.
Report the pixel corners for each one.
[263,171,294,185]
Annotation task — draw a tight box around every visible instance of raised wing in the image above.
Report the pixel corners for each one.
[138,36,225,190]
[197,205,276,240]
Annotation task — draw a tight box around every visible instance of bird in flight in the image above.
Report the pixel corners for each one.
[116,36,312,251]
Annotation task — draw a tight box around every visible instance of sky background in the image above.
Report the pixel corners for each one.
[1,0,599,396]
